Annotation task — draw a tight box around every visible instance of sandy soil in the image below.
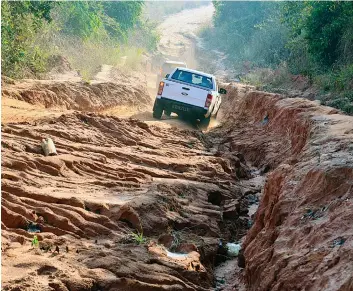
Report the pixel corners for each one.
[2,109,260,290]
[211,84,353,291]
[1,98,68,124]
[157,5,214,69]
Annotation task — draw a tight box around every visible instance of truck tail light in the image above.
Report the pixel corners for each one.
[205,93,213,108]
[158,81,165,95]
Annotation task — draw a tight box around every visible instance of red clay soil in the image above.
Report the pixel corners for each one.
[2,80,353,290]
[1,110,260,290]
[1,70,151,112]
[210,84,353,290]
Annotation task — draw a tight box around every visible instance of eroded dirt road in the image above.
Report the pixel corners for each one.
[3,5,248,290]
[2,4,353,291]
[2,106,262,290]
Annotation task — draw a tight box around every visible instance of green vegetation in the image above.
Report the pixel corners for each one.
[130,231,146,245]
[31,235,39,247]
[1,1,55,77]
[202,1,353,114]
[1,1,159,79]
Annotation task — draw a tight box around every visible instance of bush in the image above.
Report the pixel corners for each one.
[1,1,160,79]
[1,1,54,78]
[241,63,292,89]
[127,19,160,52]
[200,1,353,115]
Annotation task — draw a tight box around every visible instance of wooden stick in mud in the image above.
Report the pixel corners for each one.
[41,138,57,156]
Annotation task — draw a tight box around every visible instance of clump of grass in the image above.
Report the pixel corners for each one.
[130,231,146,245]
[241,62,292,89]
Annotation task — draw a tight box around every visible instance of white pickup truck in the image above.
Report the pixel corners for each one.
[153,67,227,128]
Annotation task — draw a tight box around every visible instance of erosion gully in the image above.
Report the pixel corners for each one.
[1,102,265,290]
[3,79,353,291]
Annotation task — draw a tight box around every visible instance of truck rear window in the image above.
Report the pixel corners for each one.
[171,69,214,89]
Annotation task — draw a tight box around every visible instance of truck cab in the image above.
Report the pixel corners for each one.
[153,67,227,128]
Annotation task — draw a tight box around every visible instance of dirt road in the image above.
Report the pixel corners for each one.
[2,5,353,291]
[157,5,214,69]
[1,5,214,131]
[2,6,240,290]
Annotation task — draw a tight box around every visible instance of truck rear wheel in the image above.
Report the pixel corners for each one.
[199,115,211,129]
[153,99,163,119]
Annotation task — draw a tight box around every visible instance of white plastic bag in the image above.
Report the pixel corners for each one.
[226,243,241,257]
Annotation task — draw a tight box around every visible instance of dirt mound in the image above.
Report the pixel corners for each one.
[210,83,353,290]
[1,71,151,113]
[1,112,260,290]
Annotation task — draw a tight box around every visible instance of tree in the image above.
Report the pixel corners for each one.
[282,1,353,68]
[207,1,288,66]
[1,0,55,77]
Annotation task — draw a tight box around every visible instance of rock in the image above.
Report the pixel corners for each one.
[158,234,174,249]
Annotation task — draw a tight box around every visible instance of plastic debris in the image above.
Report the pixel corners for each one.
[216,277,225,284]
[301,207,325,220]
[247,219,253,228]
[166,250,188,259]
[261,114,269,125]
[31,235,39,248]
[226,243,241,257]
[332,237,345,247]
[41,137,57,156]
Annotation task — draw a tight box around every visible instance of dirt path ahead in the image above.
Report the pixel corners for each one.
[141,4,215,130]
[1,5,214,131]
[157,5,214,69]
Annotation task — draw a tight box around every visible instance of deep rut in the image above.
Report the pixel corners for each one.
[3,82,352,291]
[1,110,261,290]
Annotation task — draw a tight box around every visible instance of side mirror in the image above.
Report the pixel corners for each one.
[165,74,170,78]
[219,88,227,94]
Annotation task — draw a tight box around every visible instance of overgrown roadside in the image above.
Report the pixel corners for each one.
[200,2,353,115]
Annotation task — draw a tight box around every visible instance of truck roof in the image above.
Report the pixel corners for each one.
[164,61,187,66]
[174,67,215,79]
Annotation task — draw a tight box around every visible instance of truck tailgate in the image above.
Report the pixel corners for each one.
[162,81,208,108]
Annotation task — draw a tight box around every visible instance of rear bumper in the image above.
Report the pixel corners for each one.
[156,97,207,118]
